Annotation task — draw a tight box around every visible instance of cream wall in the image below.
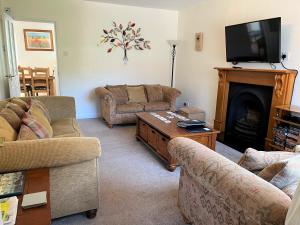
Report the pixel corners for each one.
[2,0,178,118]
[14,21,58,83]
[176,0,300,125]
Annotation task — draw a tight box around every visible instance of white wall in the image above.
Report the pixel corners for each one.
[2,0,178,118]
[0,2,9,99]
[176,0,300,125]
[14,21,58,83]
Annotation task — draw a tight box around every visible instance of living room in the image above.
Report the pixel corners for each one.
[0,0,300,225]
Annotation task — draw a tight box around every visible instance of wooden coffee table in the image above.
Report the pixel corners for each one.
[136,111,220,171]
[16,168,51,225]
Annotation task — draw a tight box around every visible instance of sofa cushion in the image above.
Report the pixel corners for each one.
[52,118,81,137]
[10,98,29,111]
[0,108,21,131]
[17,124,38,140]
[145,85,163,102]
[144,102,170,112]
[22,112,52,139]
[0,116,17,141]
[106,85,128,104]
[0,101,8,111]
[28,99,51,123]
[116,103,144,114]
[238,148,296,173]
[127,86,147,103]
[269,155,300,198]
[6,103,25,118]
[28,104,53,137]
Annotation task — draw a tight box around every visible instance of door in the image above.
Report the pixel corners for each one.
[2,13,20,97]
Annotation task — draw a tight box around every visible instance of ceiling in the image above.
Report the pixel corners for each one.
[85,0,201,10]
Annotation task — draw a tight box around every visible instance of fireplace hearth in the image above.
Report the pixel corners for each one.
[224,83,273,152]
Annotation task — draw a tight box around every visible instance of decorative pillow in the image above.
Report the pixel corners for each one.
[269,155,300,198]
[294,145,300,153]
[145,85,163,102]
[6,103,25,118]
[238,148,297,173]
[106,85,128,104]
[28,99,51,123]
[22,113,51,139]
[0,108,21,131]
[28,105,53,137]
[127,86,147,103]
[258,161,286,182]
[0,116,17,141]
[10,98,29,111]
[17,125,38,140]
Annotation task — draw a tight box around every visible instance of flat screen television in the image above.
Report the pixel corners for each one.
[225,17,281,63]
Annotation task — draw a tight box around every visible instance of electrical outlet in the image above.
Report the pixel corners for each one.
[282,53,289,61]
[183,102,190,107]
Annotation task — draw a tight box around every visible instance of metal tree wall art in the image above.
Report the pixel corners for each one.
[101,22,151,63]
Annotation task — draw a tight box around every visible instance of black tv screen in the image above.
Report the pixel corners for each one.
[225,17,281,63]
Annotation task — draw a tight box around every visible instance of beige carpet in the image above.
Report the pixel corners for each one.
[52,119,241,225]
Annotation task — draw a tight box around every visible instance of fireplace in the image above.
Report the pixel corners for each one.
[214,68,297,152]
[223,83,273,152]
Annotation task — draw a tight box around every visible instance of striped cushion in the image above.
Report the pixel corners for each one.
[28,99,51,123]
[22,112,51,138]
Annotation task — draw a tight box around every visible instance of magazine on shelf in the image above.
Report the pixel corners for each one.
[0,196,18,225]
[0,172,24,199]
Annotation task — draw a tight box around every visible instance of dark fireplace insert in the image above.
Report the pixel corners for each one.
[222,82,273,153]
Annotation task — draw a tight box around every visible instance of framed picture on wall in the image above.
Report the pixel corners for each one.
[23,29,54,51]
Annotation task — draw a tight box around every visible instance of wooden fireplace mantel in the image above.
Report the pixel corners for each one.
[214,67,297,150]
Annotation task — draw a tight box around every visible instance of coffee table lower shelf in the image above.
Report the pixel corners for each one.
[136,112,219,172]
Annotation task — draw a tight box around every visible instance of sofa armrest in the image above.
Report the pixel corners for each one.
[95,87,113,99]
[95,87,116,123]
[22,96,76,121]
[168,137,291,225]
[0,137,101,173]
[238,148,299,172]
[162,86,181,111]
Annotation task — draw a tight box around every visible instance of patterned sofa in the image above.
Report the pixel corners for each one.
[168,137,295,225]
[95,84,181,127]
[0,96,101,219]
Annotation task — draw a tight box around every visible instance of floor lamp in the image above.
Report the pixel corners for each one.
[167,40,180,87]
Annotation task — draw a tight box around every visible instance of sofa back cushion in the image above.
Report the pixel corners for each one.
[145,85,163,102]
[0,116,17,141]
[0,108,21,131]
[127,86,147,103]
[106,85,128,104]
[17,124,38,140]
[28,99,51,123]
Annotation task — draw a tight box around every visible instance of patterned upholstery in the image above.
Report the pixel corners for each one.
[106,85,128,104]
[168,137,291,225]
[95,85,181,127]
[145,85,163,102]
[117,103,144,114]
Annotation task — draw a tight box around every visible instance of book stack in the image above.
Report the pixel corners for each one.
[285,126,300,151]
[273,125,288,148]
[273,125,300,151]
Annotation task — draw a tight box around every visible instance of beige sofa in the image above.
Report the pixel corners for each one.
[95,84,181,127]
[0,96,101,219]
[168,137,298,225]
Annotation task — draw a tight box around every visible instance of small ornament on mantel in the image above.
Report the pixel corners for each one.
[100,21,151,64]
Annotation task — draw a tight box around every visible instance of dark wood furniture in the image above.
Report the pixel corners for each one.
[270,105,300,151]
[16,168,51,225]
[136,111,219,171]
[214,68,297,150]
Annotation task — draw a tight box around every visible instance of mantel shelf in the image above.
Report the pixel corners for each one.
[214,67,297,75]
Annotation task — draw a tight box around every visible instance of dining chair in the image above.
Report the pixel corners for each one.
[31,67,50,96]
[18,66,32,96]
